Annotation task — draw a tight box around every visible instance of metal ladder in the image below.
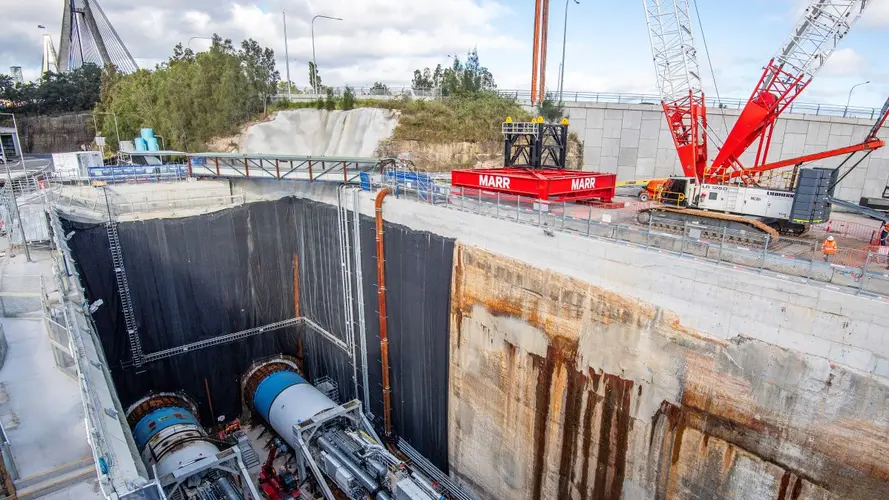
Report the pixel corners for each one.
[336,187,358,400]
[105,221,144,368]
[724,187,740,213]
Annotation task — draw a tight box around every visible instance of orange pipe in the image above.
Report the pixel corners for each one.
[375,188,393,437]
[530,0,542,104]
[539,0,550,100]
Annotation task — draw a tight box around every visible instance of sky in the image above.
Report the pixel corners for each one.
[2,0,889,108]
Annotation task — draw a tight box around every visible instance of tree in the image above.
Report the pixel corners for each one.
[411,64,443,92]
[369,82,389,96]
[308,61,322,93]
[461,49,495,93]
[1,63,102,115]
[97,33,277,151]
[277,81,301,94]
[239,39,279,115]
[440,49,495,96]
[412,50,494,97]
[342,86,356,110]
[537,92,565,123]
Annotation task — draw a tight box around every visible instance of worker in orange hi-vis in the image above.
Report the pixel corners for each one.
[821,235,838,263]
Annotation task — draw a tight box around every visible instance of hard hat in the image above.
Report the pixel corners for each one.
[827,236,834,241]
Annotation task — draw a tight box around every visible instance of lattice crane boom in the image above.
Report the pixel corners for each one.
[643,0,708,181]
[709,0,872,181]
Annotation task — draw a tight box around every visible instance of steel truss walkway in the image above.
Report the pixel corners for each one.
[187,153,391,184]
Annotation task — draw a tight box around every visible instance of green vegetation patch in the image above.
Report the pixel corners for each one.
[374,94,532,143]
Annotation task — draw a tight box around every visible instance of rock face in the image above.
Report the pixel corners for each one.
[448,243,889,500]
[235,108,398,157]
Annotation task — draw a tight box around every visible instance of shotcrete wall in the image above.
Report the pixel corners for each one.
[563,102,889,202]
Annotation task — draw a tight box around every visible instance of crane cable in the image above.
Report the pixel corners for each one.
[691,0,729,150]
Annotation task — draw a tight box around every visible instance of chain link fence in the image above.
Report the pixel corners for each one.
[368,174,889,298]
[272,88,883,119]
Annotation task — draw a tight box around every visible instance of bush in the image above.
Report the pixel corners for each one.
[342,86,356,110]
[324,88,336,111]
[536,92,565,123]
[378,92,531,143]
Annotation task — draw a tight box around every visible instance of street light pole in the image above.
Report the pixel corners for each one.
[0,112,32,263]
[283,11,292,102]
[88,112,121,159]
[311,15,343,94]
[557,0,579,103]
[844,80,870,118]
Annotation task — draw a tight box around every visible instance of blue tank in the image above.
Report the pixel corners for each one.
[145,137,159,151]
[134,137,147,151]
[140,128,155,140]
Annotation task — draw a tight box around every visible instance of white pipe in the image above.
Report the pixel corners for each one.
[352,188,371,411]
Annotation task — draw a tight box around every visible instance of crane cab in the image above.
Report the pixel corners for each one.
[658,177,697,207]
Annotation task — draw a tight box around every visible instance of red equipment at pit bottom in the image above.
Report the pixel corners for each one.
[450,168,616,202]
[259,442,299,500]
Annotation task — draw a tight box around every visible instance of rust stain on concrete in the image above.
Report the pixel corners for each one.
[448,243,889,500]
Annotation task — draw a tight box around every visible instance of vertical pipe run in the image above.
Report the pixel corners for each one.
[374,189,393,436]
[352,190,371,412]
[530,0,543,104]
[204,378,215,422]
[338,186,359,403]
[539,0,551,100]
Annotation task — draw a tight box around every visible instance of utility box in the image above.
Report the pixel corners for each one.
[51,151,103,180]
[790,168,837,224]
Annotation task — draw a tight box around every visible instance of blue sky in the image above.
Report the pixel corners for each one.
[476,0,889,108]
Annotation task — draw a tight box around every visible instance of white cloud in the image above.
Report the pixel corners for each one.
[0,0,521,88]
[821,48,867,77]
[862,0,889,28]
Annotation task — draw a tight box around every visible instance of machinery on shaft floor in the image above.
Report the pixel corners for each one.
[258,441,299,499]
[640,0,888,236]
[126,392,261,500]
[241,357,445,500]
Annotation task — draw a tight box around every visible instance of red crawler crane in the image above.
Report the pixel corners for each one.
[640,0,886,236]
[645,0,880,185]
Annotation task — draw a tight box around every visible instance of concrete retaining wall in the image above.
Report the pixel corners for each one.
[283,183,889,499]
[562,102,889,202]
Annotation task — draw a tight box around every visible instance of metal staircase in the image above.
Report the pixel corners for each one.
[234,431,261,470]
[105,221,144,368]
